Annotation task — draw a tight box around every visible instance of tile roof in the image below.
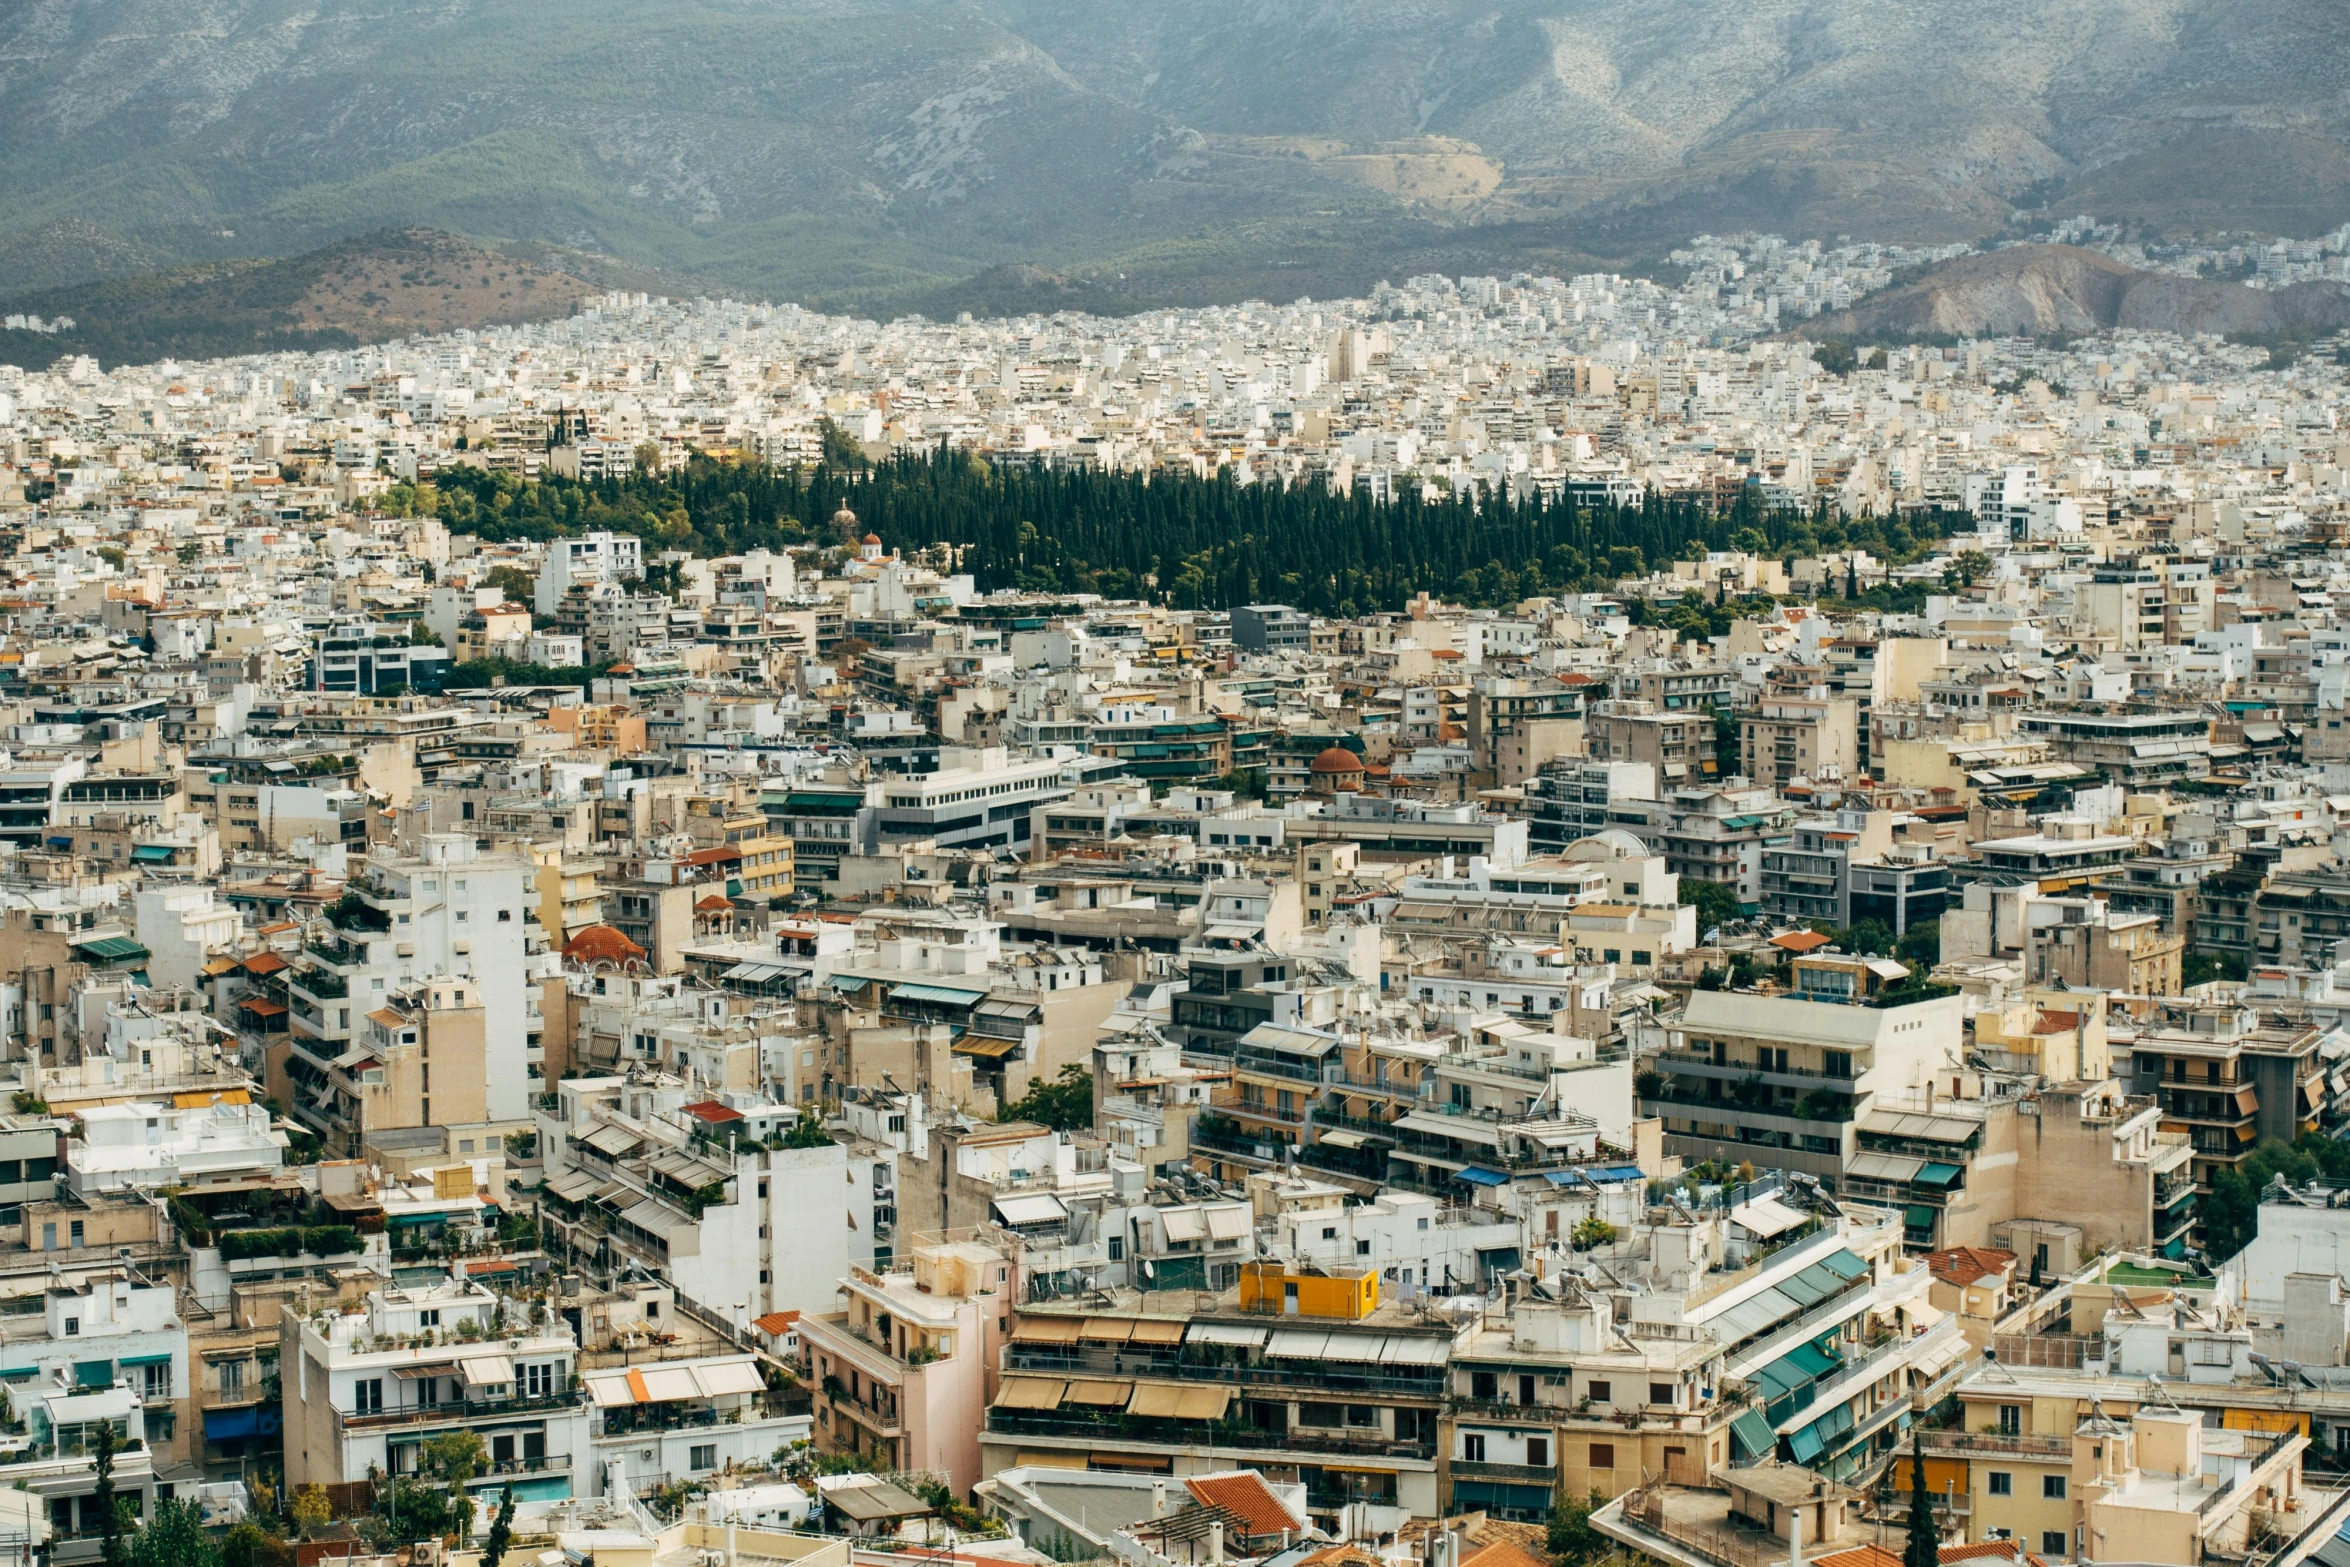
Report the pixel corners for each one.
[1183,1472,1303,1540]
[1926,1245,2017,1287]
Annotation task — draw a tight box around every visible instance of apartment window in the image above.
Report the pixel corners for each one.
[690,1444,717,1472]
[1471,1371,1497,1401]
[524,1363,553,1398]
[420,1310,440,1327]
[1987,1472,2012,1496]
[1107,1236,1124,1262]
[219,1360,245,1399]
[353,1379,383,1415]
[1297,1402,1345,1427]
[143,1363,170,1398]
[2042,1476,2066,1500]
[1650,1382,1674,1406]
[1589,1443,1615,1471]
[1322,1226,1337,1240]
[1462,1434,1487,1462]
[62,1317,76,1337]
[1998,1404,2022,1434]
[1586,1380,1611,1403]
[2042,1535,2067,1559]
[1527,1436,1550,1467]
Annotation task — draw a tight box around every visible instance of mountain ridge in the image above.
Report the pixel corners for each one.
[0,1,2345,311]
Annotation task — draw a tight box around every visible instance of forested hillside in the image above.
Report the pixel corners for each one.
[399,451,1960,616]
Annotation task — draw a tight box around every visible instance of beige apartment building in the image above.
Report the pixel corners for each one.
[1584,700,1717,787]
[325,978,491,1153]
[1740,695,1858,786]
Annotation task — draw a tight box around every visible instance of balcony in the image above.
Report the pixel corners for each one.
[1451,1459,1560,1486]
[1003,1343,1444,1399]
[334,1388,584,1435]
[984,1406,1433,1462]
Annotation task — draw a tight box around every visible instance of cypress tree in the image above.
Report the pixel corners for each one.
[1902,1427,1940,1567]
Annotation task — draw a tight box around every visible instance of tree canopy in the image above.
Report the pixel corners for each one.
[384,451,1964,617]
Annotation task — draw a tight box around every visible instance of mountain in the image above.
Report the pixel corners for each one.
[0,229,592,368]
[0,1,2345,315]
[1797,244,2350,341]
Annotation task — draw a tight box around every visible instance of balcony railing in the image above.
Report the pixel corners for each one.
[1004,1343,1445,1398]
[335,1388,584,1434]
[985,1406,1434,1461]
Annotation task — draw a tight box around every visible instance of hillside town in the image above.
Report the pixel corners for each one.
[6,245,2350,1567]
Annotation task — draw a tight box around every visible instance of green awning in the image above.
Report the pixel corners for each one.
[0,1368,39,1381]
[890,983,987,1005]
[116,1354,172,1367]
[1904,1205,1937,1230]
[73,1360,113,1389]
[71,936,150,963]
[1916,1162,1964,1189]
[130,845,175,863]
[1818,1249,1870,1281]
[1783,1342,1841,1380]
[1787,1425,1825,1464]
[1730,1408,1778,1461]
[1776,1268,1834,1308]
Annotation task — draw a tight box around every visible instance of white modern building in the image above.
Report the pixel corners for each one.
[536,531,645,615]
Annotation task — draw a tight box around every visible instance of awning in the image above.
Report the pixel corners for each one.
[1129,1320,1186,1346]
[693,1359,766,1397]
[206,1405,262,1441]
[585,1373,638,1408]
[1378,1337,1453,1366]
[1320,1335,1389,1363]
[890,983,986,1006]
[1186,1322,1266,1349]
[1126,1383,1189,1418]
[1915,1162,1964,1190]
[995,1376,1066,1411]
[393,1363,456,1381]
[1204,1206,1250,1241]
[1014,1317,1083,1345]
[637,1365,701,1402]
[1730,1196,1807,1238]
[1819,1250,1870,1281]
[458,1355,514,1389]
[71,937,150,963]
[1175,1386,1232,1420]
[130,845,175,863]
[74,1361,114,1389]
[953,1035,1022,1059]
[1061,1379,1132,1408]
[1455,1167,1508,1187]
[1904,1205,1937,1230]
[238,999,287,1018]
[1079,1318,1134,1345]
[1264,1329,1330,1359]
[992,1193,1068,1227]
[1730,1407,1778,1461]
[1161,1208,1206,1243]
[1318,1130,1367,1149]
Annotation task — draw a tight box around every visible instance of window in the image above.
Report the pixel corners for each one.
[1527,1437,1550,1466]
[1650,1382,1674,1405]
[1987,1472,2012,1496]
[353,1379,383,1415]
[1322,1226,1338,1240]
[1586,1380,1611,1403]
[1108,1237,1124,1261]
[1471,1371,1497,1401]
[2042,1534,2067,1559]
[1462,1434,1487,1462]
[419,1310,441,1328]
[62,1317,77,1337]
[1589,1443,1616,1471]
[2042,1476,2066,1500]
[1357,1240,1371,1256]
[690,1444,717,1472]
[143,1363,170,1398]
[219,1360,245,1399]
[524,1363,553,1398]
[1998,1404,2022,1434]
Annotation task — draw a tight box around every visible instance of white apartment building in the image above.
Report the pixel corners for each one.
[283,835,550,1132]
[65,1100,285,1197]
[131,886,239,991]
[535,530,644,615]
[282,1277,591,1504]
[876,746,1070,853]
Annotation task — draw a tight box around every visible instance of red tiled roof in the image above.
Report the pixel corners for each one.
[1770,930,1834,953]
[1927,1246,2017,1288]
[694,894,733,912]
[1183,1473,1301,1539]
[682,1099,744,1124]
[753,1310,801,1335]
[241,952,289,975]
[1458,1542,1550,1567]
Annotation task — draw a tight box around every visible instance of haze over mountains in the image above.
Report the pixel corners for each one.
[1,0,2345,319]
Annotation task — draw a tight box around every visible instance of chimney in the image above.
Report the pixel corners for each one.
[1209,1522,1225,1566]
[1152,1481,1168,1519]
[1788,1503,1803,1567]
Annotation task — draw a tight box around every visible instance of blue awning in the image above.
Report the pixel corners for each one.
[1455,1167,1509,1187]
[116,1353,172,1368]
[205,1406,261,1441]
[1582,1164,1646,1184]
[130,845,174,863]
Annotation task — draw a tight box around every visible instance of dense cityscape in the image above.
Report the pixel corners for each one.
[5,223,2350,1567]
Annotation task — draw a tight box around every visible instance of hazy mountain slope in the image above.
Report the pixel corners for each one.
[0,229,592,368]
[0,0,2343,310]
[1797,244,2350,339]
